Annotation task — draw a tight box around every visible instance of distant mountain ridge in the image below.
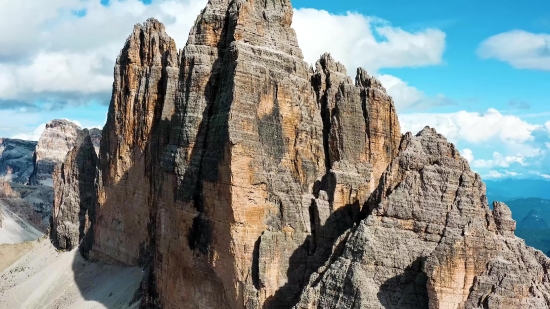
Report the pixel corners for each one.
[486,179,550,204]
[0,138,37,184]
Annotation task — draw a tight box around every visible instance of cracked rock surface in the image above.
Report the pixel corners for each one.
[294,128,550,309]
[54,0,550,308]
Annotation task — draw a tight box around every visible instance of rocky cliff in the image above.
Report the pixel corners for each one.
[89,0,399,307]
[51,129,98,256]
[0,138,37,184]
[59,0,550,308]
[294,128,550,309]
[28,119,81,186]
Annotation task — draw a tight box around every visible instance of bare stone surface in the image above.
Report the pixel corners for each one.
[45,1,550,308]
[0,138,37,184]
[51,129,98,256]
[89,18,179,267]
[88,1,400,308]
[89,128,102,155]
[29,119,82,187]
[294,127,550,309]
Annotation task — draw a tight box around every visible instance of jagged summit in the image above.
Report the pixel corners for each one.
[88,1,399,307]
[28,119,82,186]
[45,1,550,308]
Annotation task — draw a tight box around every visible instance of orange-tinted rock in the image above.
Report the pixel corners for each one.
[89,1,400,308]
[89,19,179,266]
[54,1,550,308]
[295,128,550,309]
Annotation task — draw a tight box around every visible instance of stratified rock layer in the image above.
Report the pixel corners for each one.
[89,1,400,308]
[51,129,98,255]
[294,128,550,309]
[78,1,550,308]
[90,19,179,266]
[29,119,81,186]
[0,138,37,184]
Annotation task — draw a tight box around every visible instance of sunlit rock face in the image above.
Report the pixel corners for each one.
[88,1,400,307]
[70,0,550,308]
[295,128,550,309]
[29,119,82,187]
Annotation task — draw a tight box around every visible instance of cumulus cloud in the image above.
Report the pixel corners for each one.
[477,30,550,70]
[292,9,446,72]
[400,108,540,145]
[0,0,207,110]
[292,8,456,111]
[11,124,47,141]
[484,170,520,179]
[0,0,448,138]
[377,74,455,111]
[461,149,474,163]
[292,9,447,111]
[401,108,550,180]
[473,152,529,169]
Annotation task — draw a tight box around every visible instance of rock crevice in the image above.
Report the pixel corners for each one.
[50,1,550,309]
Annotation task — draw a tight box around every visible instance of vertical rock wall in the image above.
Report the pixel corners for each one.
[29,119,81,187]
[49,1,550,308]
[89,1,400,308]
[90,19,179,266]
[294,128,550,309]
[51,129,99,257]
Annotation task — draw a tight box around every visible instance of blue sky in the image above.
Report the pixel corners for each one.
[0,0,548,181]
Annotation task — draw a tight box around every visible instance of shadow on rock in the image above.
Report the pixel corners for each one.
[377,257,429,309]
[264,195,363,309]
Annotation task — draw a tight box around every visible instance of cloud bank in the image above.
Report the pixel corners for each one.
[478,30,550,71]
[401,109,550,180]
[0,0,447,114]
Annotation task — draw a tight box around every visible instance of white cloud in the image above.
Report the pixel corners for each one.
[473,152,528,169]
[11,124,46,141]
[461,148,474,163]
[0,0,207,107]
[529,171,550,179]
[484,170,520,179]
[0,0,447,137]
[400,108,540,145]
[402,108,550,179]
[377,74,454,110]
[0,0,446,109]
[292,9,446,73]
[478,30,550,70]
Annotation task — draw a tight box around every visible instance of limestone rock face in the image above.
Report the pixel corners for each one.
[57,1,550,308]
[0,138,37,184]
[51,129,98,256]
[89,128,102,155]
[89,1,400,308]
[294,127,550,309]
[29,119,82,187]
[90,18,179,266]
